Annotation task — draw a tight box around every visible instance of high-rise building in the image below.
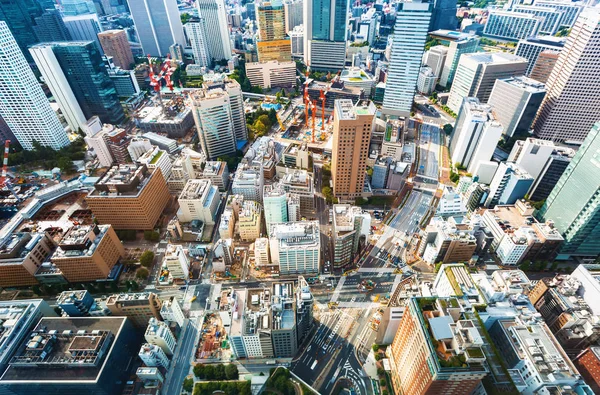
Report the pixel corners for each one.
[534,0,583,29]
[98,29,134,70]
[389,297,488,395]
[138,343,170,368]
[430,0,457,31]
[85,164,171,230]
[537,122,600,259]
[515,36,565,76]
[484,11,541,41]
[447,53,528,113]
[487,76,546,139]
[528,150,573,202]
[257,1,291,62]
[438,36,479,88]
[0,23,69,150]
[269,221,320,274]
[30,41,125,126]
[332,204,370,268]
[196,0,232,62]
[0,0,45,63]
[303,0,348,70]
[424,45,448,81]
[283,0,303,33]
[485,162,534,207]
[126,0,185,56]
[529,49,560,84]
[62,14,104,51]
[512,5,562,35]
[61,0,96,15]
[417,66,436,95]
[33,10,72,42]
[290,24,304,58]
[184,21,211,67]
[533,10,600,143]
[144,317,176,356]
[382,1,431,116]
[332,100,375,202]
[449,97,503,173]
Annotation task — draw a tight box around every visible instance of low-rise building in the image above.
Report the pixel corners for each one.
[269,221,320,274]
[246,60,296,88]
[138,343,170,368]
[332,204,370,269]
[49,224,125,283]
[106,292,162,328]
[160,296,185,328]
[177,179,220,224]
[433,263,486,306]
[276,142,311,176]
[162,244,189,281]
[201,161,230,191]
[339,67,375,96]
[280,170,315,216]
[145,317,176,356]
[238,201,263,241]
[421,217,478,265]
[135,97,194,138]
[219,207,235,239]
[136,146,172,180]
[436,186,467,218]
[574,347,600,394]
[57,290,95,317]
[85,164,170,230]
[254,237,271,267]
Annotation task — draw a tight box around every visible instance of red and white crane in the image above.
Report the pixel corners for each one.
[147,54,176,110]
[0,140,19,202]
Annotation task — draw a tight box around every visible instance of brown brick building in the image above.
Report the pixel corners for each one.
[331,100,375,202]
[106,292,163,328]
[86,164,170,230]
[0,232,56,287]
[574,347,600,393]
[98,30,134,70]
[388,297,488,395]
[50,224,125,283]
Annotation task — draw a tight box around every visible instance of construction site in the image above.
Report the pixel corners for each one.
[195,312,231,362]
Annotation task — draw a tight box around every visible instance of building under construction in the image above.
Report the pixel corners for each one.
[134,95,194,138]
[305,77,364,110]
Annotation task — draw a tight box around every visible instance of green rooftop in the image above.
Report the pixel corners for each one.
[149,150,164,164]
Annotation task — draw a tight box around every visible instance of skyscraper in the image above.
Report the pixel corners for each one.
[485,162,534,207]
[257,1,291,62]
[447,52,528,113]
[430,0,457,31]
[62,13,104,52]
[382,1,432,116]
[184,21,211,67]
[126,0,185,57]
[529,49,560,83]
[0,23,69,150]
[283,0,303,33]
[0,0,45,63]
[537,122,600,259]
[30,41,125,126]
[332,100,375,202]
[424,45,448,81]
[303,0,349,70]
[33,10,72,42]
[98,30,134,70]
[533,10,600,143]
[438,36,479,88]
[61,0,97,15]
[196,0,232,62]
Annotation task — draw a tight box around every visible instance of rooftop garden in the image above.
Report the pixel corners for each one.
[149,150,163,164]
[466,347,485,359]
[444,267,464,297]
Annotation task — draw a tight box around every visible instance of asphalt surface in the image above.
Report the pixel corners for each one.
[164,318,199,395]
[417,122,441,181]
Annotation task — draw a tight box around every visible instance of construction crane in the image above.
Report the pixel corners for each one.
[319,89,326,131]
[311,100,317,143]
[0,141,19,202]
[147,54,176,111]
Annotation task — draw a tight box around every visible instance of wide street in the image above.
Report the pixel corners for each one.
[164,317,200,395]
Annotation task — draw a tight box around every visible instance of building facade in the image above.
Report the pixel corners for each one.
[127,0,185,56]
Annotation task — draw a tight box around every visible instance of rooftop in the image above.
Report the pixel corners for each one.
[335,100,375,120]
[464,52,527,65]
[0,317,126,382]
[269,221,320,249]
[498,76,546,93]
[89,164,153,197]
[51,225,110,260]
[179,179,213,201]
[429,29,478,41]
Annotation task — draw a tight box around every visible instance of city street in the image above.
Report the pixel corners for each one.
[163,317,200,395]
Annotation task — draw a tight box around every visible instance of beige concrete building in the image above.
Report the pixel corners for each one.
[530,49,559,84]
[50,224,125,283]
[106,292,162,328]
[85,164,171,230]
[238,200,263,241]
[331,100,375,202]
[246,60,296,88]
[98,30,134,70]
[0,232,56,287]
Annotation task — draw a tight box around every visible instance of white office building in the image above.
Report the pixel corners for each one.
[29,44,88,133]
[136,146,172,179]
[232,164,264,204]
[437,186,467,218]
[512,5,562,35]
[424,45,448,80]
[184,21,211,67]
[290,24,304,58]
[246,60,296,89]
[196,0,232,61]
[127,137,153,161]
[160,296,185,328]
[162,244,190,281]
[145,317,177,356]
[485,162,534,207]
[382,2,432,116]
[439,36,480,88]
[417,66,436,95]
[0,23,69,150]
[534,1,583,28]
[487,76,546,139]
[449,97,503,174]
[269,221,320,274]
[507,137,557,179]
[177,179,220,224]
[82,121,115,167]
[448,53,528,113]
[484,11,541,41]
[138,343,170,368]
[126,0,185,56]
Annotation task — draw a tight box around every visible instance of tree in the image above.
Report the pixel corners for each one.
[225,364,239,380]
[180,13,191,24]
[136,267,149,279]
[550,261,559,272]
[182,377,194,392]
[144,230,159,242]
[213,364,226,380]
[140,251,155,268]
[372,344,380,352]
[193,364,205,379]
[519,260,531,271]
[203,364,215,379]
[57,156,73,173]
[443,124,453,135]
[32,285,42,295]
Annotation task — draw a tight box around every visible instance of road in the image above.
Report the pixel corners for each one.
[163,317,200,395]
